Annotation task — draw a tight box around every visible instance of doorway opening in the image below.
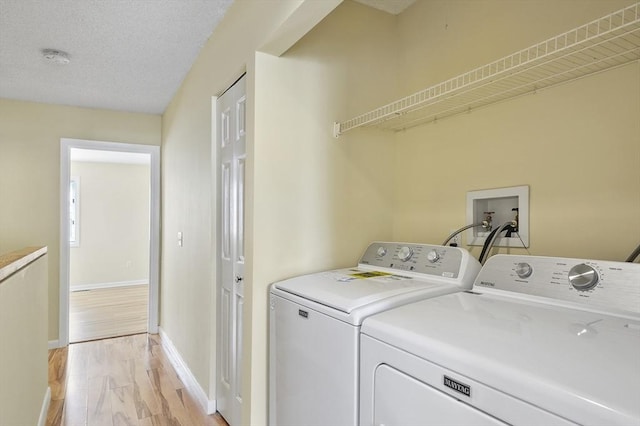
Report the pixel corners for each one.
[59,139,160,347]
[68,149,150,342]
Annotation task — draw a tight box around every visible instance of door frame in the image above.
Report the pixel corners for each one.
[210,94,220,409]
[58,138,161,347]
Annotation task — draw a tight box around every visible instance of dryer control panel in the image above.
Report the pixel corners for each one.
[358,242,479,283]
[475,255,640,315]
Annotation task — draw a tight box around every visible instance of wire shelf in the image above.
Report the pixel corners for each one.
[334,2,640,137]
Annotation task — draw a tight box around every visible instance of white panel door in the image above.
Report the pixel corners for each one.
[217,74,246,426]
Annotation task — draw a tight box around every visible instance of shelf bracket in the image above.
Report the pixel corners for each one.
[333,122,341,138]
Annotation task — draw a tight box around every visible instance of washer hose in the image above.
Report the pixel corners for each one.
[626,242,640,263]
[479,221,517,265]
[441,223,486,246]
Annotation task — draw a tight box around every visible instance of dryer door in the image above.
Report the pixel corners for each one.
[373,365,505,426]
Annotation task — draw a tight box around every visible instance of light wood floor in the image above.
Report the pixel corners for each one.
[47,333,228,426]
[70,285,149,343]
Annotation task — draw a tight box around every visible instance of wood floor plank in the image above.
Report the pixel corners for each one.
[87,376,114,426]
[147,367,193,426]
[67,342,90,379]
[70,284,148,343]
[61,377,88,426]
[138,414,174,426]
[46,398,64,426]
[110,385,140,426]
[86,340,109,379]
[48,347,68,400]
[179,387,226,426]
[130,359,162,419]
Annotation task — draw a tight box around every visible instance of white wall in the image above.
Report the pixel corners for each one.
[69,161,150,288]
[0,99,161,340]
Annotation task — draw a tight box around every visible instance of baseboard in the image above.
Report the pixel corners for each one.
[37,387,51,426]
[48,340,61,349]
[158,327,216,414]
[70,279,148,292]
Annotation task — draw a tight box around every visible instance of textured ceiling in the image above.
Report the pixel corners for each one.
[0,0,233,114]
[0,0,413,115]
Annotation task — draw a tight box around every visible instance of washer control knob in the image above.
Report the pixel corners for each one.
[568,263,599,291]
[515,262,533,279]
[426,250,440,263]
[398,246,414,262]
[376,246,387,257]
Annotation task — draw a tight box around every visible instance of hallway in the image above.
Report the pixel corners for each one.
[46,333,227,426]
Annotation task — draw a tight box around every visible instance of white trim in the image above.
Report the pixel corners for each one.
[148,145,161,335]
[37,387,51,426]
[159,327,217,414]
[70,279,148,292]
[210,94,220,407]
[48,340,61,350]
[60,138,161,347]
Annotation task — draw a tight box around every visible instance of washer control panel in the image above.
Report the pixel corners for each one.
[475,255,640,314]
[359,242,466,278]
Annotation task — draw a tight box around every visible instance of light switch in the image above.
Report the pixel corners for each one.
[177,232,183,247]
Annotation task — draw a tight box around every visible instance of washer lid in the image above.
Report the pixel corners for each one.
[273,268,447,314]
[362,292,640,426]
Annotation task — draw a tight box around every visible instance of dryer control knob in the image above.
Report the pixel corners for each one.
[568,263,599,291]
[426,250,440,263]
[398,246,414,262]
[376,246,387,257]
[515,262,533,279]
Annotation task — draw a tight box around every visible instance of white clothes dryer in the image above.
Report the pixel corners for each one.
[269,242,481,426]
[360,254,640,426]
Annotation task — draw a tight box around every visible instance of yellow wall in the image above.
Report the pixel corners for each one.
[396,1,637,96]
[160,1,342,421]
[391,0,640,261]
[0,253,48,426]
[249,2,398,422]
[0,99,160,340]
[70,162,150,287]
[164,1,638,424]
[2,1,636,425]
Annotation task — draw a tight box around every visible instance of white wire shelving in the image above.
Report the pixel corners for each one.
[333,2,640,138]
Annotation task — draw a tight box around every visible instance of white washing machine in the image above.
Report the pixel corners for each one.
[360,254,640,426]
[269,241,481,426]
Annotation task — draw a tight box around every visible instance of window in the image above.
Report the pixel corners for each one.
[70,176,80,247]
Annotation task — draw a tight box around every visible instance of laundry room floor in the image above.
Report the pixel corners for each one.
[46,333,228,426]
